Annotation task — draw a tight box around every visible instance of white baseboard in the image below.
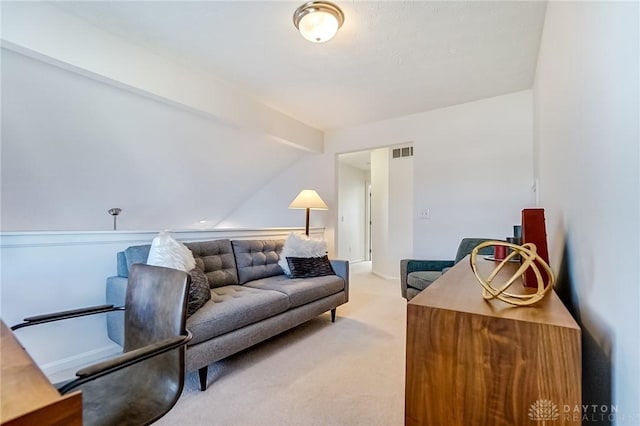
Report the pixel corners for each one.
[42,343,122,383]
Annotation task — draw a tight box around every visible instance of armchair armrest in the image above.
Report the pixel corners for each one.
[11,304,125,331]
[330,259,350,303]
[400,259,455,299]
[58,331,192,394]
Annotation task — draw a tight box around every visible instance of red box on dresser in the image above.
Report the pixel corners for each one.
[521,208,550,288]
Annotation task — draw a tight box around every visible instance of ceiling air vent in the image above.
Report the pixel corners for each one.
[392,147,413,158]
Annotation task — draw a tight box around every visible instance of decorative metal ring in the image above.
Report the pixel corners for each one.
[470,241,555,306]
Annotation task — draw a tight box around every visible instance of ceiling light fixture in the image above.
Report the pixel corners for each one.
[293,1,344,43]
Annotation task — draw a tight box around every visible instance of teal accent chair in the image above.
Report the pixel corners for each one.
[401,238,496,300]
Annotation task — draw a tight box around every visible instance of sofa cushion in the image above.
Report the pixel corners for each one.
[187,268,211,317]
[407,270,443,292]
[186,240,239,288]
[147,231,196,272]
[287,255,335,278]
[232,240,284,284]
[244,274,345,308]
[186,285,290,345]
[278,233,327,275]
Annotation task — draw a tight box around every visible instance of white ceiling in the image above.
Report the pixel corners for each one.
[53,1,547,131]
[339,150,371,171]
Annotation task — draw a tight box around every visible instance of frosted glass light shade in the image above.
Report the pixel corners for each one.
[293,1,344,43]
[298,11,339,42]
[288,190,328,210]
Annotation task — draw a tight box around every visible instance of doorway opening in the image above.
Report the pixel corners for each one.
[337,144,413,278]
[336,150,371,263]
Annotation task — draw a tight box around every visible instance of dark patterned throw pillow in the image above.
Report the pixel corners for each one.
[286,255,335,279]
[187,268,211,317]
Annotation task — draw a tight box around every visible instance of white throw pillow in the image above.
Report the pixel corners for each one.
[146,231,196,272]
[278,233,327,275]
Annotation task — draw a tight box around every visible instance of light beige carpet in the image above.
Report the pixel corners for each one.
[156,261,407,426]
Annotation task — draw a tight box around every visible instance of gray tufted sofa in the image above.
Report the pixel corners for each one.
[106,238,349,391]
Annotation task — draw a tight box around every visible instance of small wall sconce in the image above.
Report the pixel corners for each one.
[108,208,122,230]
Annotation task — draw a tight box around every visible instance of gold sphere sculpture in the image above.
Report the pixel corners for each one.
[469,241,555,306]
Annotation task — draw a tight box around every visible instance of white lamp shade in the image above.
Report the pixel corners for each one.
[289,190,328,210]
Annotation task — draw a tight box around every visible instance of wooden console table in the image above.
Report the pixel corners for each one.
[1,321,82,426]
[405,256,581,425]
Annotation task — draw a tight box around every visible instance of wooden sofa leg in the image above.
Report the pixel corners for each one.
[198,366,208,391]
[331,308,336,323]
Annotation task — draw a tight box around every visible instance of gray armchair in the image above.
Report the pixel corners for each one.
[11,264,192,426]
[401,238,496,300]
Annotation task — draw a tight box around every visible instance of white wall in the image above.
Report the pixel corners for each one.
[337,162,367,262]
[1,1,329,232]
[1,1,535,261]
[369,147,414,278]
[214,154,334,234]
[318,91,533,260]
[534,1,639,420]
[370,148,391,276]
[235,91,533,267]
[388,148,414,273]
[1,48,309,231]
[1,1,322,152]
[411,92,534,259]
